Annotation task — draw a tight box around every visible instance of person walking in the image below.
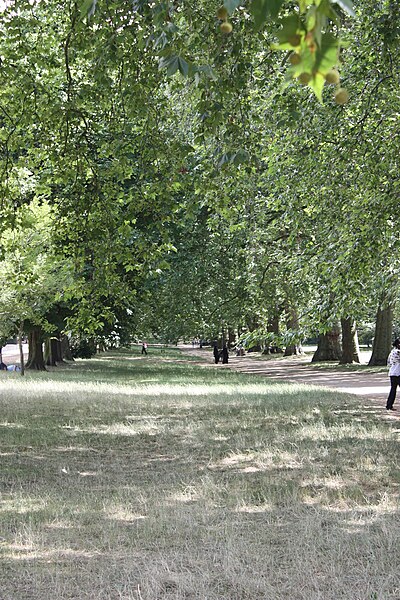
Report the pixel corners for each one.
[141,341,148,355]
[386,338,400,411]
[221,344,229,364]
[213,343,220,364]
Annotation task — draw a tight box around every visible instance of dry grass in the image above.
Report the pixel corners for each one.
[0,348,399,599]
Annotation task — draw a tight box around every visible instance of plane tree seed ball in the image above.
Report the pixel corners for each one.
[325,69,340,84]
[220,21,233,33]
[298,72,312,84]
[288,34,301,47]
[334,87,349,104]
[289,53,301,65]
[217,6,228,20]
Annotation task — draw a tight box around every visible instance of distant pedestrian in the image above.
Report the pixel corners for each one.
[236,344,245,357]
[141,342,148,355]
[221,345,229,364]
[213,343,220,364]
[386,338,400,411]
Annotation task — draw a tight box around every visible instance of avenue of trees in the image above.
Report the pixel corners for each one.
[0,0,399,371]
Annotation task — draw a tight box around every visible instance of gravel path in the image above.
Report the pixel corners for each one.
[180,346,399,419]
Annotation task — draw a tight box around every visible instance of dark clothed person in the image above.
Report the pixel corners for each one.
[213,345,220,364]
[221,346,229,364]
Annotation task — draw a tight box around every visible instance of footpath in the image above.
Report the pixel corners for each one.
[180,346,399,420]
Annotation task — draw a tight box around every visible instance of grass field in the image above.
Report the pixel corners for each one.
[0,347,399,599]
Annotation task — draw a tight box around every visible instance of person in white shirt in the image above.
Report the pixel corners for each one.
[386,338,400,411]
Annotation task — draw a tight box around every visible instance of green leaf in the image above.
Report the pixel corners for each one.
[315,32,339,74]
[159,55,180,76]
[197,65,218,81]
[308,72,326,102]
[276,15,301,44]
[178,57,189,77]
[218,151,235,167]
[159,55,194,79]
[233,149,250,165]
[251,0,285,29]
[166,57,179,76]
[306,5,317,31]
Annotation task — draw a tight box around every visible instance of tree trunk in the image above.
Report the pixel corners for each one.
[18,321,25,376]
[26,327,46,371]
[368,304,393,366]
[340,318,360,364]
[312,323,342,362]
[45,337,63,366]
[246,316,260,332]
[45,338,55,366]
[88,338,97,355]
[267,315,280,335]
[54,338,63,362]
[60,334,74,361]
[284,305,303,357]
[263,313,282,354]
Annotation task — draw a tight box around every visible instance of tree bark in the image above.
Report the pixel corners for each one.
[340,318,360,364]
[55,338,63,362]
[368,304,393,366]
[267,315,280,335]
[312,323,341,362]
[45,338,56,366]
[60,334,74,361]
[18,321,25,376]
[26,327,46,370]
[45,337,63,366]
[284,305,303,357]
[262,313,281,354]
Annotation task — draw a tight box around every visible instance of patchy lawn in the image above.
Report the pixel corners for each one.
[0,347,399,599]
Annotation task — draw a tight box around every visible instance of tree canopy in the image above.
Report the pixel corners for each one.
[0,0,399,367]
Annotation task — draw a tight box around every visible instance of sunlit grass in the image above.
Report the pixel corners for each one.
[0,346,399,599]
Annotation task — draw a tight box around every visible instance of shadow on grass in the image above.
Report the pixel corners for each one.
[1,349,399,599]
[41,353,222,384]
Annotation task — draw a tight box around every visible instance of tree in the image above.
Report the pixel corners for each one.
[0,201,73,372]
[0,0,399,361]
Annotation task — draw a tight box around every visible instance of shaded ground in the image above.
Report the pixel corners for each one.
[3,342,396,417]
[1,348,399,600]
[179,346,397,420]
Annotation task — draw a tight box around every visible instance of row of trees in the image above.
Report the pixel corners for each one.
[0,0,399,371]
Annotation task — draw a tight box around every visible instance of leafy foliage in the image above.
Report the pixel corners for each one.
[0,0,399,357]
